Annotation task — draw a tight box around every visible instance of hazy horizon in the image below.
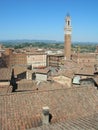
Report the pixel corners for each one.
[0,39,98,44]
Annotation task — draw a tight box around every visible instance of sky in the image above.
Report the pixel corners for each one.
[0,0,98,42]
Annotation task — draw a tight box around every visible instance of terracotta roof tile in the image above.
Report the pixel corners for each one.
[0,86,98,130]
[0,85,12,94]
[35,69,50,74]
[75,67,94,75]
[64,60,78,69]
[0,68,11,80]
[29,113,98,130]
[13,65,27,75]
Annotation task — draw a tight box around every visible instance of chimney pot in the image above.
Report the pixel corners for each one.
[42,106,49,125]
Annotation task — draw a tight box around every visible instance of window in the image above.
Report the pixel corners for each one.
[68,20,70,26]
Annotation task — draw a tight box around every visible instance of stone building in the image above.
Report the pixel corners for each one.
[27,52,47,69]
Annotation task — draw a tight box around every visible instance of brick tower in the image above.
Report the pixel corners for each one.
[64,14,72,60]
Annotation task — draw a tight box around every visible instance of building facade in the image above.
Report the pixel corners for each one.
[27,53,47,69]
[9,53,27,67]
[47,54,64,67]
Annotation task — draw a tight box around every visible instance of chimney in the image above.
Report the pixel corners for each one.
[42,106,49,125]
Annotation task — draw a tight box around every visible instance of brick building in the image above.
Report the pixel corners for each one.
[64,14,72,60]
[9,53,27,66]
[3,48,47,69]
[47,54,64,67]
[72,53,96,64]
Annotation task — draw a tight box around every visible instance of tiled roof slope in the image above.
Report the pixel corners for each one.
[16,80,37,92]
[75,66,94,75]
[0,86,98,130]
[13,65,27,76]
[0,85,12,94]
[0,68,11,80]
[29,113,98,130]
[17,80,67,91]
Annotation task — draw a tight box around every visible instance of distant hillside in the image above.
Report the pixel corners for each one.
[0,39,98,45]
[0,39,62,45]
[0,39,98,53]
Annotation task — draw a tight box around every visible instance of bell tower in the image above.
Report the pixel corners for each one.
[64,14,72,60]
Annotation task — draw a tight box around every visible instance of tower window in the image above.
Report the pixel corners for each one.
[68,21,70,26]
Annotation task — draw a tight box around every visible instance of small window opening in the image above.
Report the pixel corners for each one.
[68,20,70,26]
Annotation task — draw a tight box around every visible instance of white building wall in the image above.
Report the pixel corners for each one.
[36,74,47,81]
[26,71,32,80]
[27,54,47,68]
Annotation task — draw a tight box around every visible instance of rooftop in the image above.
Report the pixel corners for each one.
[0,85,98,130]
[29,113,98,130]
[75,66,94,76]
[0,68,11,81]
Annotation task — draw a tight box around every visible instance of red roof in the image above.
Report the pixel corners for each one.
[0,68,11,80]
[0,86,98,130]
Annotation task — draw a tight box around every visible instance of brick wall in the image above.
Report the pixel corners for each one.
[64,34,71,59]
